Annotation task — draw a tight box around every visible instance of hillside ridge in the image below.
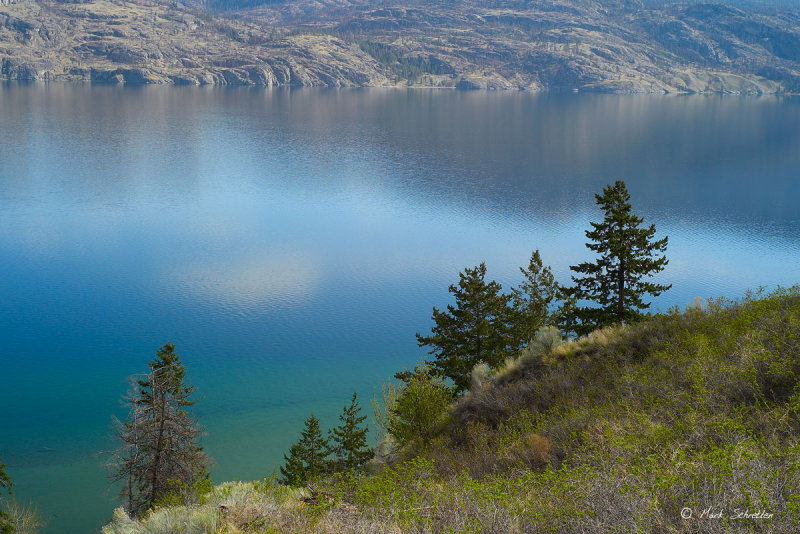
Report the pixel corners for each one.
[1,0,800,92]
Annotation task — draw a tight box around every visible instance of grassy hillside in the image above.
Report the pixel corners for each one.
[104,287,800,533]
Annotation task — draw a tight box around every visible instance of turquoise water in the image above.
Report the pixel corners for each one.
[1,85,799,533]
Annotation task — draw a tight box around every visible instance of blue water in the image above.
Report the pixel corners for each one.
[0,85,799,533]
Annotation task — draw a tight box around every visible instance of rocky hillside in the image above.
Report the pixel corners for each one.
[0,0,392,85]
[1,0,799,91]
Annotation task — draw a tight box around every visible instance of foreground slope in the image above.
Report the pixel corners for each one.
[104,287,800,533]
[1,0,800,91]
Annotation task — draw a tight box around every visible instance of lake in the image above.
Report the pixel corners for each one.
[0,84,799,533]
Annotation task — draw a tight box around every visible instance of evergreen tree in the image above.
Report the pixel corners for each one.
[328,393,373,473]
[567,180,670,334]
[109,343,210,516]
[416,262,513,393]
[279,414,329,486]
[279,443,307,487]
[554,288,580,339]
[509,250,559,349]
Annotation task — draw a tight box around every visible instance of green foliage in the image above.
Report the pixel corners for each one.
[109,343,210,516]
[152,476,213,509]
[104,289,800,533]
[417,262,514,392]
[386,366,453,449]
[0,459,10,534]
[215,23,243,43]
[0,461,44,534]
[328,393,373,473]
[325,289,800,533]
[0,460,10,496]
[565,180,670,335]
[0,500,45,534]
[279,444,307,488]
[353,457,439,527]
[509,250,559,348]
[280,414,329,486]
[358,41,453,82]
[554,287,581,338]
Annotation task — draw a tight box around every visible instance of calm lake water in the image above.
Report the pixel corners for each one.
[1,84,799,533]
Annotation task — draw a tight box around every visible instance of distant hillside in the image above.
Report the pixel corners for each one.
[103,288,800,533]
[1,0,800,91]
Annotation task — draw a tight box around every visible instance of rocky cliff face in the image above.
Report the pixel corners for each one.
[0,0,392,86]
[0,0,798,92]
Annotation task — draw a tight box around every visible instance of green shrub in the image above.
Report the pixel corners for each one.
[387,366,452,449]
[0,499,45,534]
[153,477,214,509]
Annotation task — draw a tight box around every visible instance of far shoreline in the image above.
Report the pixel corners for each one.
[1,79,797,97]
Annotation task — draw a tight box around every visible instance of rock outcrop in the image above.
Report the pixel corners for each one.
[0,0,799,92]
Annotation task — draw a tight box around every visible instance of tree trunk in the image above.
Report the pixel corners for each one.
[617,258,625,324]
[150,372,168,506]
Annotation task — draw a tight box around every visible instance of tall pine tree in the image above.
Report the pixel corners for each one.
[328,393,373,473]
[279,414,329,486]
[567,180,670,334]
[109,343,209,516]
[416,262,513,393]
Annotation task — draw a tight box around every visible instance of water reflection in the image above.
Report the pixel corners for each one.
[0,84,799,533]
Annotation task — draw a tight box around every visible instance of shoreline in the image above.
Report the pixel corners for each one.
[1,78,796,96]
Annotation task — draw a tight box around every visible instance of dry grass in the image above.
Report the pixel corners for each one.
[102,481,400,534]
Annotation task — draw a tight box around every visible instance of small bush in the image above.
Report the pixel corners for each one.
[387,367,452,449]
[0,499,45,534]
[470,363,491,391]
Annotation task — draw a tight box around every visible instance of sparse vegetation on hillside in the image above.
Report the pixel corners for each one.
[1,0,800,91]
[104,286,800,533]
